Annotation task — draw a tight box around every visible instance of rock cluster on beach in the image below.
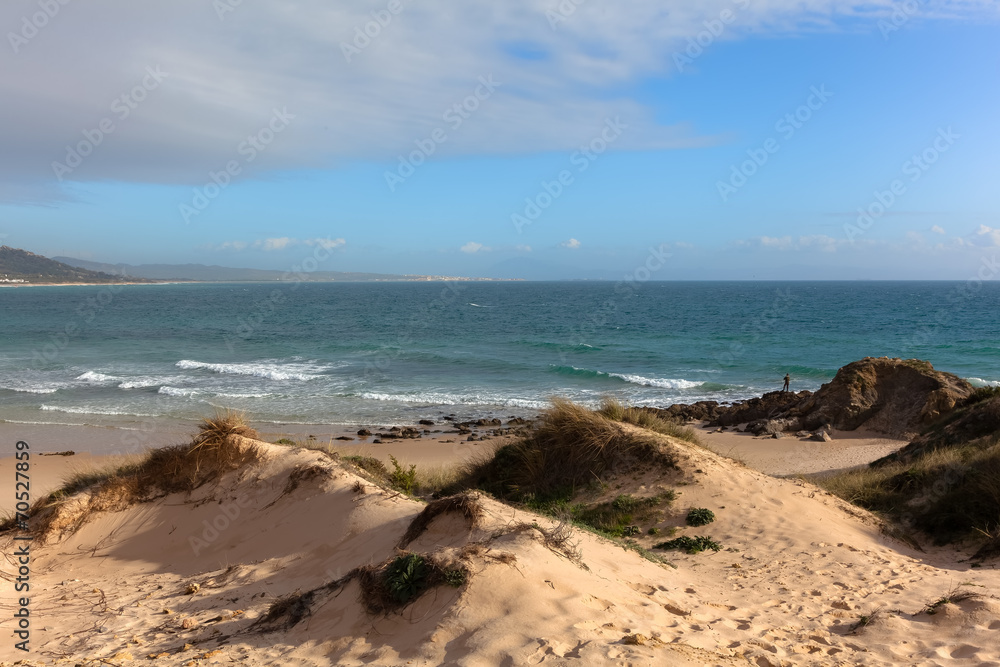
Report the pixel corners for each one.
[663,357,973,438]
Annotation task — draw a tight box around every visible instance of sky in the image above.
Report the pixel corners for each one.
[1,0,998,280]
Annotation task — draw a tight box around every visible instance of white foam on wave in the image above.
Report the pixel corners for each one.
[968,377,1000,387]
[40,404,158,417]
[358,391,548,410]
[76,371,120,384]
[158,386,199,397]
[608,373,703,390]
[118,376,181,389]
[176,359,324,381]
[0,384,60,394]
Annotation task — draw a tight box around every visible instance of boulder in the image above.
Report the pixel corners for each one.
[809,431,832,443]
[357,428,372,437]
[792,358,972,437]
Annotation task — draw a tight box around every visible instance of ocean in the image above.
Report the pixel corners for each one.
[1,281,998,431]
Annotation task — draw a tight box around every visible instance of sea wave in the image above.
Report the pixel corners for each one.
[158,386,199,397]
[118,376,182,389]
[548,365,703,390]
[0,384,60,394]
[968,377,1000,387]
[176,359,325,381]
[76,371,120,384]
[357,391,548,410]
[40,404,158,417]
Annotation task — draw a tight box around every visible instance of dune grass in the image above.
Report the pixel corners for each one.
[15,410,263,539]
[814,434,1000,546]
[459,398,678,504]
[597,398,699,444]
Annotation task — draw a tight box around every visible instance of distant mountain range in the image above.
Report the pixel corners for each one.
[1,245,512,284]
[52,256,485,282]
[0,246,143,284]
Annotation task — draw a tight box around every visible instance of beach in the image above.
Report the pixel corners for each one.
[1,406,997,666]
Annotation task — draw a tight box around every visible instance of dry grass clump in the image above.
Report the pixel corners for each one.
[398,492,484,548]
[461,398,677,502]
[25,410,262,539]
[814,434,1000,546]
[598,398,699,444]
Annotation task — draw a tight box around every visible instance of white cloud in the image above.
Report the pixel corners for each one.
[973,225,1000,247]
[305,237,346,250]
[515,245,532,252]
[254,237,293,251]
[560,238,581,249]
[931,225,946,234]
[218,240,248,251]
[759,236,793,250]
[3,0,994,200]
[460,241,486,253]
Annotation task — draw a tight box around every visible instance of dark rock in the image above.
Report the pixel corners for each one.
[357,428,372,437]
[335,436,354,441]
[810,431,832,442]
[418,419,435,426]
[467,434,478,441]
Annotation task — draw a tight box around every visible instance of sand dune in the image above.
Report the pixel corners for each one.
[1,430,997,666]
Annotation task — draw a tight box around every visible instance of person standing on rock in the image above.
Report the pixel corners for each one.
[782,374,790,392]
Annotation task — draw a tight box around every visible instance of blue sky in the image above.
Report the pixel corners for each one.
[1,1,998,279]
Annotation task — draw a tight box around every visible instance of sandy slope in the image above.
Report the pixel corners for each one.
[1,434,997,666]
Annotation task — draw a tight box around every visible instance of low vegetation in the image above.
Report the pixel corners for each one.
[654,535,722,554]
[597,398,699,444]
[9,410,261,539]
[686,507,716,527]
[459,398,678,504]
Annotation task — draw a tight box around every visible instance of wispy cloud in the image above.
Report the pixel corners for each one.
[560,238,581,249]
[3,0,994,201]
[460,242,487,254]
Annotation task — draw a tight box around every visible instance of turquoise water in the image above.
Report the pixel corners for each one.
[0,281,998,428]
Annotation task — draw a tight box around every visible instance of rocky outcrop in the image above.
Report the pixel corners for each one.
[789,358,972,437]
[659,358,972,438]
[711,391,812,428]
[875,390,1000,465]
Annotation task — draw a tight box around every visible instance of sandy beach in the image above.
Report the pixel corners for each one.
[1,420,996,666]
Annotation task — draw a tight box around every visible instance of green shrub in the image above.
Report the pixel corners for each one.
[389,455,418,495]
[384,554,428,604]
[654,535,722,554]
[443,568,467,588]
[686,508,715,527]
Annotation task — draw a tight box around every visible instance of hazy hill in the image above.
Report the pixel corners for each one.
[54,256,479,282]
[0,246,137,284]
